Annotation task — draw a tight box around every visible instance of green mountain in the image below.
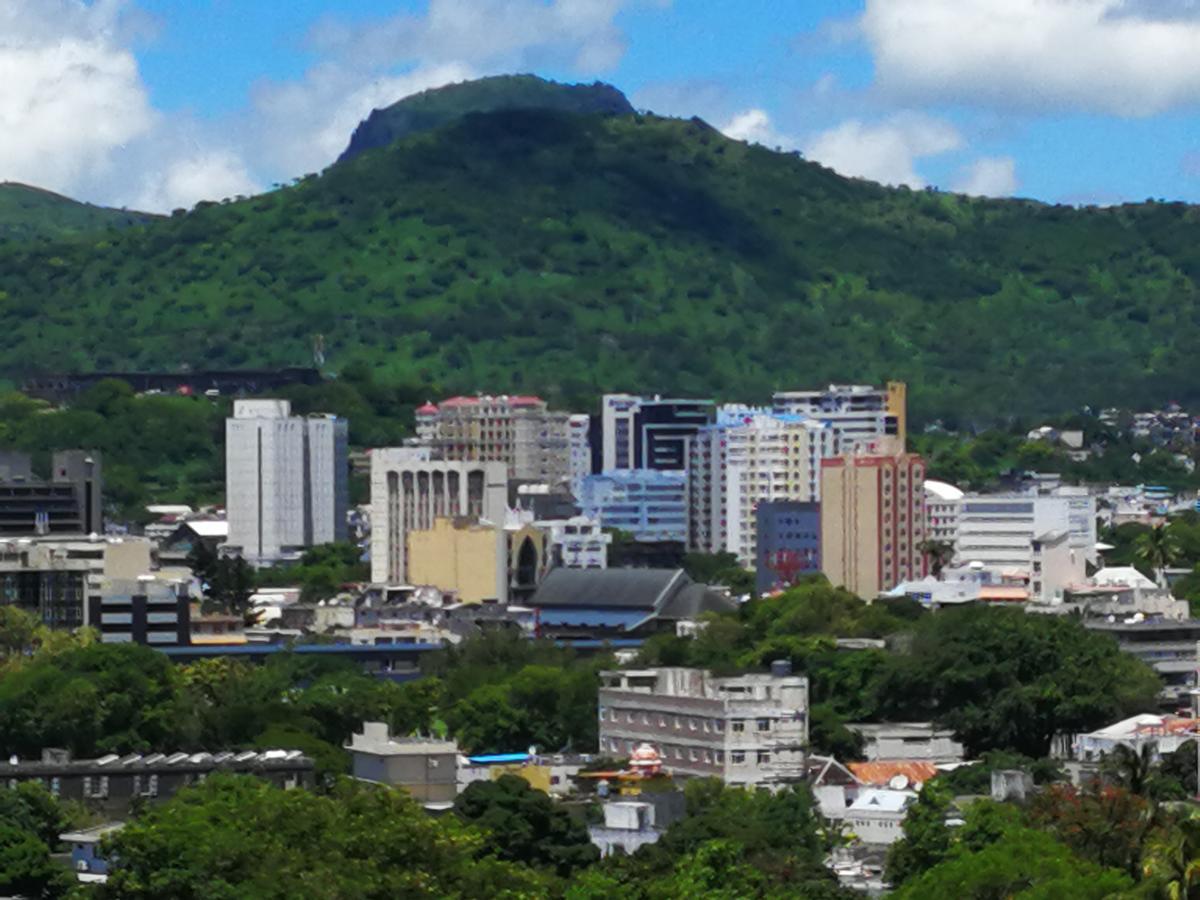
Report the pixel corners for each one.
[339,74,635,162]
[1,77,1199,423]
[0,182,155,241]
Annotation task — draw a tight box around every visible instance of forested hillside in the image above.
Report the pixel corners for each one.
[0,183,154,241]
[2,77,1200,422]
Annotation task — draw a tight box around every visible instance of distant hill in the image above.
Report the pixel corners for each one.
[338,73,635,162]
[1,75,1200,423]
[0,183,156,241]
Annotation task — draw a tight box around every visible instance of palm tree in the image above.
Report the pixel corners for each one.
[1105,742,1158,796]
[918,539,955,580]
[1136,525,1182,588]
[1144,815,1200,899]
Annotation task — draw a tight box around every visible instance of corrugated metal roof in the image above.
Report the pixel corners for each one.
[848,761,940,787]
[537,608,651,630]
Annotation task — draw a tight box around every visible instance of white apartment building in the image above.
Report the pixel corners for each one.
[923,480,963,545]
[368,447,508,585]
[415,395,572,485]
[771,383,906,454]
[689,408,833,568]
[540,515,611,569]
[225,399,348,566]
[568,414,591,489]
[598,665,809,788]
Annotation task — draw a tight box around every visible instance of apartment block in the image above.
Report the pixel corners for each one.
[597,665,809,788]
[415,395,572,485]
[923,480,963,545]
[689,408,833,568]
[820,450,928,598]
[225,399,349,566]
[772,382,906,454]
[368,447,508,585]
[599,394,714,472]
[755,501,821,595]
[0,450,102,536]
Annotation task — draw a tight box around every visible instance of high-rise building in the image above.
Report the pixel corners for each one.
[599,394,714,473]
[755,501,821,595]
[820,449,928,598]
[576,470,688,544]
[416,395,572,485]
[567,414,591,489]
[225,399,349,566]
[368,448,508,585]
[688,408,833,568]
[772,382,906,454]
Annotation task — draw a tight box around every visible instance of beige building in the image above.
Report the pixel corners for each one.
[347,722,459,806]
[414,395,572,485]
[406,517,546,604]
[820,450,928,598]
[368,448,508,585]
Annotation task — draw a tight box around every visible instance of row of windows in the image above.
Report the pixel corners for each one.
[603,708,776,733]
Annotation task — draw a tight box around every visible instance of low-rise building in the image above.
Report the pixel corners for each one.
[597,664,808,788]
[1072,714,1200,762]
[589,801,668,857]
[844,788,916,845]
[60,822,123,885]
[540,515,610,569]
[346,722,458,806]
[1084,618,1200,708]
[847,722,965,763]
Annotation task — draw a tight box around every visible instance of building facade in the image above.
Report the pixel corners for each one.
[541,515,611,569]
[225,399,349,566]
[771,383,906,454]
[88,577,191,646]
[954,494,1092,584]
[568,414,592,489]
[346,722,459,805]
[597,666,809,788]
[599,394,714,472]
[820,450,928,598]
[576,469,688,543]
[923,480,962,546]
[405,516,546,604]
[689,409,832,568]
[417,395,573,485]
[0,450,102,536]
[368,448,508,585]
[755,501,821,595]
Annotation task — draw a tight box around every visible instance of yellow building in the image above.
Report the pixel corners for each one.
[886,381,907,449]
[406,517,546,604]
[820,450,927,599]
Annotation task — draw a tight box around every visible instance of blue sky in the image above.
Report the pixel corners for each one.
[4,0,1200,210]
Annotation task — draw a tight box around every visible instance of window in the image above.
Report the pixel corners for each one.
[715,720,725,733]
[658,716,667,727]
[731,751,746,764]
[689,718,698,731]
[757,751,771,764]
[674,717,682,730]
[50,777,60,797]
[626,711,634,724]
[689,749,697,762]
[641,712,649,725]
[756,718,771,732]
[732,720,746,733]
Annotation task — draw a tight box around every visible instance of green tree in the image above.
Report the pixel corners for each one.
[1143,814,1200,900]
[1026,782,1156,879]
[1138,524,1183,588]
[892,827,1133,899]
[0,605,40,660]
[0,823,72,900]
[453,774,599,876]
[917,539,955,580]
[884,783,953,886]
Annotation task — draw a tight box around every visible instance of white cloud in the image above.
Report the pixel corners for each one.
[804,114,962,188]
[719,109,799,150]
[953,156,1019,197]
[132,150,260,213]
[861,0,1200,115]
[0,1,154,196]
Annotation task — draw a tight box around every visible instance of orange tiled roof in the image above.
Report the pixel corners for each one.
[847,761,940,787]
[978,586,1030,602]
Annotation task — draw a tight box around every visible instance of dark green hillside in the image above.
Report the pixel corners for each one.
[339,73,634,162]
[0,183,155,241]
[1,98,1200,421]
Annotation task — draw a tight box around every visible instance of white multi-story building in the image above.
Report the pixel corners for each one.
[771,383,906,454]
[225,399,348,566]
[598,665,809,788]
[568,414,591,489]
[539,515,611,569]
[689,408,833,568]
[368,447,508,585]
[923,480,963,545]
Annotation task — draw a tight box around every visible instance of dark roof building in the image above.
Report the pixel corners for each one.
[529,568,734,640]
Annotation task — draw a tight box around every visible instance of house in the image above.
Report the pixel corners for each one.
[844,788,916,845]
[588,798,686,857]
[345,722,459,806]
[847,723,965,764]
[60,822,124,884]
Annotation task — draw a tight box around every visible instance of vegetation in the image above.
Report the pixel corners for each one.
[0,182,153,242]
[3,76,1200,419]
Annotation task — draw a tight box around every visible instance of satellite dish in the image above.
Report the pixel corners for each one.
[888,774,910,790]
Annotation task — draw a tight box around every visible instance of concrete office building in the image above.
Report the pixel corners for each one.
[820,450,928,598]
[0,450,102,536]
[597,665,809,788]
[755,501,821,595]
[576,469,688,543]
[406,515,546,604]
[369,448,508,585]
[955,495,1089,591]
[0,535,152,630]
[88,576,191,646]
[346,722,459,805]
[541,515,611,569]
[416,395,572,485]
[923,480,963,545]
[772,382,907,454]
[689,408,833,568]
[225,399,348,566]
[598,394,714,472]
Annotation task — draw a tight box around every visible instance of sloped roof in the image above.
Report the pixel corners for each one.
[848,761,940,788]
[531,568,688,610]
[1093,566,1157,589]
[847,788,916,813]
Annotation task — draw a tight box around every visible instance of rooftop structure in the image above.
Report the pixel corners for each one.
[771,382,906,454]
[346,722,459,805]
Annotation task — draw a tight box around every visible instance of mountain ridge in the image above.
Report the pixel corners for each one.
[0,182,157,241]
